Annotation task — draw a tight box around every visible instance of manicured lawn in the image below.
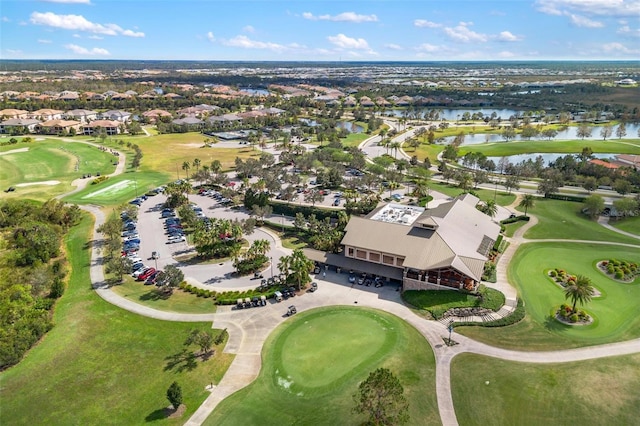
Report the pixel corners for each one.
[205,307,439,426]
[502,219,528,237]
[451,353,640,426]
[459,139,640,157]
[63,170,169,206]
[403,286,505,319]
[110,277,217,314]
[0,215,234,425]
[609,215,640,236]
[430,181,516,206]
[0,139,116,201]
[99,132,261,175]
[520,198,640,245]
[412,142,444,163]
[457,242,640,350]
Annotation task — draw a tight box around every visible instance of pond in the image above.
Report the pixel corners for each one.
[299,118,365,133]
[486,153,618,167]
[384,108,521,121]
[438,123,640,145]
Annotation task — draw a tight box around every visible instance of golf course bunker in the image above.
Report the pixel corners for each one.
[274,307,398,393]
[16,180,60,187]
[0,147,30,156]
[82,179,131,199]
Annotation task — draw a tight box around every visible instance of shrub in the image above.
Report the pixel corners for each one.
[615,270,624,279]
[453,298,525,328]
[570,313,579,323]
[607,264,615,274]
[549,270,557,278]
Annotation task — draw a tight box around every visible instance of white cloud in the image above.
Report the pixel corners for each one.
[567,13,603,28]
[6,49,23,54]
[536,0,640,17]
[37,39,53,44]
[72,33,81,38]
[64,44,110,55]
[243,25,255,33]
[414,19,441,28]
[384,43,403,50]
[302,12,378,23]
[415,43,441,53]
[617,25,640,37]
[41,0,91,3]
[497,31,522,42]
[600,42,640,54]
[327,33,370,49]
[223,35,287,51]
[207,31,215,43]
[2,16,10,22]
[88,35,103,40]
[443,22,488,43]
[30,12,145,37]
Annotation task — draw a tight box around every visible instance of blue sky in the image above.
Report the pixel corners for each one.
[1,0,639,61]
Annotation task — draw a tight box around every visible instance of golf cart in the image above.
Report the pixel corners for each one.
[286,305,297,316]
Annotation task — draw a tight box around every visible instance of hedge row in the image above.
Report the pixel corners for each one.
[500,215,530,225]
[269,201,337,221]
[545,193,586,203]
[178,281,278,305]
[452,298,525,328]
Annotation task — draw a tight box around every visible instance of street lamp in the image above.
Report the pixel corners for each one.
[270,256,274,278]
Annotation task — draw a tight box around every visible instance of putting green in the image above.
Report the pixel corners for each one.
[206,306,439,425]
[276,309,395,392]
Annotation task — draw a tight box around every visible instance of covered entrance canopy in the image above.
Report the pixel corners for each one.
[303,248,404,281]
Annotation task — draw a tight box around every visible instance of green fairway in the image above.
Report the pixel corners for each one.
[430,181,516,206]
[99,132,261,175]
[62,170,169,206]
[0,139,116,201]
[457,242,640,350]
[0,215,234,425]
[458,139,640,157]
[520,198,640,245]
[451,353,640,426]
[206,307,439,426]
[110,278,217,314]
[609,216,640,236]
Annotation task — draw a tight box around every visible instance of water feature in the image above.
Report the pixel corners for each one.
[298,118,365,133]
[384,108,521,121]
[486,153,617,167]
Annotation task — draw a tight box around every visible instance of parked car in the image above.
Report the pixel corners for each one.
[133,267,152,278]
[144,270,161,285]
[167,235,186,244]
[309,282,318,292]
[138,268,156,281]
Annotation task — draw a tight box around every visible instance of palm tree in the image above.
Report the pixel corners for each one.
[564,275,596,312]
[519,194,535,217]
[279,249,314,290]
[192,158,201,174]
[413,180,430,199]
[182,161,191,180]
[482,199,498,218]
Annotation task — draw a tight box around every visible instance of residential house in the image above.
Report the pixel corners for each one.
[0,109,29,119]
[100,110,132,122]
[64,109,99,123]
[142,109,172,123]
[81,119,121,136]
[36,119,81,135]
[30,109,64,121]
[0,118,41,134]
[171,116,204,130]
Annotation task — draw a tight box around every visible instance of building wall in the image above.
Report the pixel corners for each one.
[403,277,460,291]
[344,245,405,268]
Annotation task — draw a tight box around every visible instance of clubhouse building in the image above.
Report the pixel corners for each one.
[306,194,501,291]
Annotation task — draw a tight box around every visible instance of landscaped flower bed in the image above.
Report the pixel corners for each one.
[547,268,576,288]
[597,259,638,283]
[555,303,592,325]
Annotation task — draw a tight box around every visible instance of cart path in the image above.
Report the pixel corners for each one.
[67,136,640,426]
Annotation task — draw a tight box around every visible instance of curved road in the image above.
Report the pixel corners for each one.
[71,130,640,426]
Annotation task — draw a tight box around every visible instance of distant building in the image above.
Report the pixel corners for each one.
[81,120,121,136]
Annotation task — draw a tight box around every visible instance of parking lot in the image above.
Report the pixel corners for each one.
[134,193,293,291]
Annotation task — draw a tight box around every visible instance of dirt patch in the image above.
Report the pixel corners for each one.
[15,180,61,187]
[166,404,186,419]
[183,143,206,148]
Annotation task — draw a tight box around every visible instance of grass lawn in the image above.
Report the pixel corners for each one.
[609,215,640,236]
[412,142,444,163]
[451,353,640,426]
[110,277,217,314]
[205,306,439,426]
[99,132,261,176]
[456,242,640,350]
[502,220,528,237]
[430,181,516,206]
[403,286,505,319]
[458,139,640,157]
[63,170,169,206]
[0,139,116,201]
[0,214,234,425]
[520,198,640,245]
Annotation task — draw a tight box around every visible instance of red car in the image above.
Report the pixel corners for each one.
[137,267,156,281]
